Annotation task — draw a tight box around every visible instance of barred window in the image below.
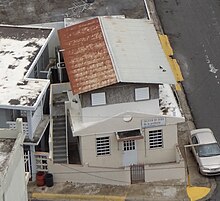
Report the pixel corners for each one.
[96,136,110,156]
[149,129,163,149]
[123,140,136,151]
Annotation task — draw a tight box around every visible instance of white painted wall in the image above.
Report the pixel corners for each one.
[48,160,130,185]
[48,159,185,185]
[4,159,28,201]
[79,124,178,168]
[0,119,28,201]
[25,22,64,58]
[0,109,11,128]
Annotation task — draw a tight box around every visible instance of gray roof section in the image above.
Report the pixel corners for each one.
[100,18,176,84]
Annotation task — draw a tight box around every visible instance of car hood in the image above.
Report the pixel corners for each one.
[200,155,220,169]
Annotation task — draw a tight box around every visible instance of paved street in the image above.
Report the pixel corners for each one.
[0,0,147,25]
[154,0,220,200]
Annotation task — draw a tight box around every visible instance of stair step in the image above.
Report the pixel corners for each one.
[53,132,65,135]
[54,127,65,130]
[53,144,66,149]
[53,123,65,127]
[53,135,66,139]
[53,158,68,163]
[53,116,65,121]
[53,149,67,154]
[53,141,66,146]
[53,153,67,158]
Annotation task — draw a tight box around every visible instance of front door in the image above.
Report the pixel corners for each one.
[123,140,137,166]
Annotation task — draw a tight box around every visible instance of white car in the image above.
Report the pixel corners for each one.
[189,128,220,176]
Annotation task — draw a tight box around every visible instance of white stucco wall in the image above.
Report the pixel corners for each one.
[144,124,178,163]
[79,124,178,167]
[0,119,28,201]
[4,158,28,201]
[48,159,185,185]
[48,160,130,185]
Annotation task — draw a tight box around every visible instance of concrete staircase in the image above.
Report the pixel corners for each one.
[53,115,68,163]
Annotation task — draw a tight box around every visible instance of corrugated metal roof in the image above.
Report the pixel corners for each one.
[58,17,176,94]
[58,18,117,94]
[100,17,176,84]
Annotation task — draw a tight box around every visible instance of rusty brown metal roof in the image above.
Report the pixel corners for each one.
[58,18,117,94]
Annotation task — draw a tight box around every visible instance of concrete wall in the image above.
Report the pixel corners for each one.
[144,125,178,163]
[76,122,177,167]
[48,159,185,185]
[48,160,130,185]
[25,21,64,58]
[0,119,28,201]
[4,159,28,201]
[144,161,186,183]
[80,83,159,108]
[0,109,11,128]
[79,124,178,168]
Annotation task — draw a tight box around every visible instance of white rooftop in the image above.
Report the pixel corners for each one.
[100,18,176,84]
[0,25,53,109]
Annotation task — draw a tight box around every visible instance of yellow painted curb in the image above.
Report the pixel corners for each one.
[158,33,184,86]
[187,186,210,201]
[167,57,184,82]
[158,34,173,56]
[175,83,182,91]
[32,192,126,201]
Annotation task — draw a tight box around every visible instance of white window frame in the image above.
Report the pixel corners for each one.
[149,129,163,149]
[135,87,150,101]
[123,140,136,151]
[96,136,110,156]
[91,92,106,106]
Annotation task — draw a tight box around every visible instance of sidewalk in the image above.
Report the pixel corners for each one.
[28,179,188,201]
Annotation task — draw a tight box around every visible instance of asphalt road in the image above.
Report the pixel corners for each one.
[0,0,147,25]
[154,0,220,200]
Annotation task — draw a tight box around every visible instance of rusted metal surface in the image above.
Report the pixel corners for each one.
[130,164,145,184]
[58,18,117,94]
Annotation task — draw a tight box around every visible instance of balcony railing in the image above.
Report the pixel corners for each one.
[35,152,49,172]
[7,121,29,136]
[24,151,31,184]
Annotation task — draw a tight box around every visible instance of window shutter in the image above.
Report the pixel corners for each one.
[91,92,106,106]
[135,87,149,101]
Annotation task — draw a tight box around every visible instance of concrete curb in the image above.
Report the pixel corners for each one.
[200,178,217,201]
[31,192,126,201]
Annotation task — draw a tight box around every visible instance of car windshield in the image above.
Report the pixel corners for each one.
[197,143,220,157]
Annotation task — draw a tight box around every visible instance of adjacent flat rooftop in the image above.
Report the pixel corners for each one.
[0,25,53,109]
[0,138,15,172]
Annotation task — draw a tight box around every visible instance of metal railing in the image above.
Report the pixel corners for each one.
[24,151,31,183]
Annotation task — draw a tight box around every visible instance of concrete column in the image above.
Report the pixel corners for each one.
[30,145,37,181]
[27,110,33,140]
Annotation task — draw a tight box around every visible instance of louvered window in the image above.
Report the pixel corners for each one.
[135,87,150,101]
[149,129,163,149]
[96,136,110,156]
[91,92,106,106]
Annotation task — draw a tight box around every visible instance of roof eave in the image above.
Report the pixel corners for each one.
[0,79,50,111]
